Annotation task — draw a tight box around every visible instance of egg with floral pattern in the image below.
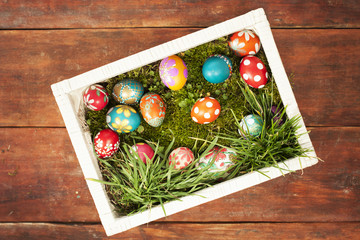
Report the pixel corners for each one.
[131,143,155,164]
[228,29,261,56]
[139,93,166,127]
[169,147,194,170]
[197,146,236,173]
[106,105,141,133]
[191,97,221,124]
[238,114,263,137]
[94,129,120,159]
[83,84,109,111]
[202,54,233,84]
[112,79,144,104]
[159,55,188,90]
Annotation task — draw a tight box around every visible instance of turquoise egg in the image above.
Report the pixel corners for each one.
[238,114,263,137]
[112,79,144,105]
[106,105,141,133]
[202,54,233,84]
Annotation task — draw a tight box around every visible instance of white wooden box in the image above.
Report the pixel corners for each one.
[51,8,318,236]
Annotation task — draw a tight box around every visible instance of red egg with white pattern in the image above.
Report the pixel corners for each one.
[169,147,194,170]
[239,56,268,89]
[83,84,109,111]
[131,143,155,164]
[191,97,221,124]
[94,129,120,158]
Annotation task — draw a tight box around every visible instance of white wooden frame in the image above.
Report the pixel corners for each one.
[51,8,318,236]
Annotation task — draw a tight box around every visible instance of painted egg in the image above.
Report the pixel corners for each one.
[94,129,120,159]
[240,56,268,89]
[112,79,144,104]
[169,147,194,170]
[228,29,261,56]
[106,105,141,133]
[191,97,221,124]
[131,143,155,164]
[202,54,233,84]
[83,84,109,111]
[197,146,236,173]
[238,114,263,137]
[139,93,166,127]
[159,55,188,90]
[271,105,284,126]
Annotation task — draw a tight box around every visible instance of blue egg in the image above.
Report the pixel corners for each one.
[112,79,144,105]
[238,114,263,137]
[106,105,141,133]
[202,54,233,84]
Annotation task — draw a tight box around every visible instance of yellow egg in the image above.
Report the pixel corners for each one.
[159,55,188,90]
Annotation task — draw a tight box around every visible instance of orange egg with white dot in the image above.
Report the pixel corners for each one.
[191,97,221,124]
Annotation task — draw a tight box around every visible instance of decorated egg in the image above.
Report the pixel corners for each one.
[271,105,284,126]
[240,56,268,89]
[83,84,109,111]
[169,147,194,170]
[202,54,233,84]
[131,143,155,164]
[191,97,221,124]
[238,114,263,137]
[112,79,144,104]
[228,29,261,56]
[197,146,236,173]
[106,105,141,133]
[94,129,120,159]
[159,55,188,90]
[139,93,166,127]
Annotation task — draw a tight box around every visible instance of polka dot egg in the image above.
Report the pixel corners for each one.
[106,105,141,133]
[169,147,194,170]
[238,114,263,137]
[191,97,221,124]
[240,56,268,89]
[112,79,144,105]
[228,29,261,56]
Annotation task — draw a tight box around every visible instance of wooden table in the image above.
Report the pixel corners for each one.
[0,1,359,239]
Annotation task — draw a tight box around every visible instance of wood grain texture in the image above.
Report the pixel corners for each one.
[0,29,359,127]
[0,0,359,29]
[0,222,359,240]
[0,127,359,222]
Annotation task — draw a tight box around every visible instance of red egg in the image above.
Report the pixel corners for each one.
[83,84,109,111]
[131,143,155,164]
[169,147,194,170]
[191,97,221,124]
[239,56,268,89]
[94,129,120,159]
[228,29,261,57]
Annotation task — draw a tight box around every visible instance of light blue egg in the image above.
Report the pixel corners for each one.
[238,114,263,137]
[202,54,233,84]
[106,105,141,133]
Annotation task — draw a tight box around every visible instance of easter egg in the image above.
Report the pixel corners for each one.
[191,97,221,124]
[202,54,233,84]
[94,129,120,159]
[240,56,268,89]
[131,143,155,164]
[159,55,188,90]
[228,29,261,56]
[271,105,284,126]
[238,114,263,137]
[169,147,194,170]
[106,105,141,133]
[112,79,144,104]
[197,146,236,173]
[83,84,109,111]
[139,93,166,127]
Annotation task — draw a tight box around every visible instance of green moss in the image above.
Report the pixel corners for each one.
[86,37,281,148]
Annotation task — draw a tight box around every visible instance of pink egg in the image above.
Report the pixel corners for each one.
[169,147,194,170]
[94,129,120,159]
[131,143,155,164]
[83,84,109,111]
[239,56,268,89]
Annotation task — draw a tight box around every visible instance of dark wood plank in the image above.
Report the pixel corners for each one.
[0,127,359,222]
[0,1,359,29]
[0,29,359,127]
[0,222,359,240]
